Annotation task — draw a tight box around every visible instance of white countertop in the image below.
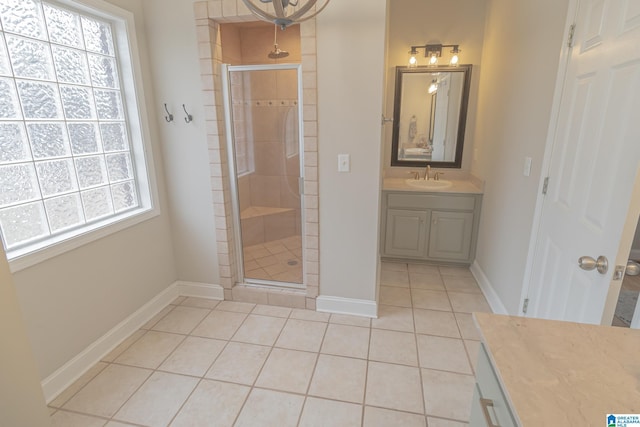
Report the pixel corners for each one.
[383,177,483,194]
[474,313,640,426]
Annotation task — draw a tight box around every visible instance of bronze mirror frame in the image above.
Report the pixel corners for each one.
[390,64,472,168]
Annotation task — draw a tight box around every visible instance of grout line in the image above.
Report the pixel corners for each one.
[408,275,428,418]
[360,319,374,427]
[296,317,329,427]
[165,376,205,426]
[105,331,189,425]
[48,408,112,423]
[363,403,432,418]
[229,307,291,426]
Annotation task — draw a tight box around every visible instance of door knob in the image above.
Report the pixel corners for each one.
[626,260,640,277]
[578,255,608,274]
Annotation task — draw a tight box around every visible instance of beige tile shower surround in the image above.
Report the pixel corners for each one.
[48,263,489,426]
[194,1,319,309]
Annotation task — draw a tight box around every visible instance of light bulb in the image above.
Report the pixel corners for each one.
[450,47,461,66]
[408,55,417,68]
[429,53,438,66]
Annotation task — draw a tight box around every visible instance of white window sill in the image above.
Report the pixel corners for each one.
[7,206,159,273]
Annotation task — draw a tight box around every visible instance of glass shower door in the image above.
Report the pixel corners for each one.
[224,65,303,286]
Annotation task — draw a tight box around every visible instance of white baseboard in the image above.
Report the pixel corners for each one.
[630,248,640,260]
[316,295,378,318]
[41,280,223,403]
[176,281,224,300]
[470,261,508,315]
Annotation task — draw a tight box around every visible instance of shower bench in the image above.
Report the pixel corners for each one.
[240,206,299,247]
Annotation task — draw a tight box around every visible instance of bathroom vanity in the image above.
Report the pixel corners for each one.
[471,313,640,426]
[380,177,482,264]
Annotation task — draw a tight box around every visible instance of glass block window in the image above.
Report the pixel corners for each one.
[0,0,149,255]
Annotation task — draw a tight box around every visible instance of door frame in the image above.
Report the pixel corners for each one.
[221,63,306,290]
[520,0,640,325]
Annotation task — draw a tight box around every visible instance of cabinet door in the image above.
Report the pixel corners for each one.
[384,209,428,258]
[428,211,473,261]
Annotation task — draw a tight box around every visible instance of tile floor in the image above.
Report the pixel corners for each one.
[243,236,303,284]
[48,261,491,427]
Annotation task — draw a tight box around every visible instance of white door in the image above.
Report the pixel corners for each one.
[526,0,640,323]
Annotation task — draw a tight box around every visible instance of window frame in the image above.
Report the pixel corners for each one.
[2,0,159,273]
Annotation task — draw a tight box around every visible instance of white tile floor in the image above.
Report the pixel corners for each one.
[48,262,491,427]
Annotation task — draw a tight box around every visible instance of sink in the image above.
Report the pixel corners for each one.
[405,178,453,190]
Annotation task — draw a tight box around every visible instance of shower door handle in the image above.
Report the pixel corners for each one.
[578,255,608,274]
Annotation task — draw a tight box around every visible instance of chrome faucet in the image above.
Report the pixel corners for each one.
[425,165,431,180]
[408,171,420,180]
[434,171,445,181]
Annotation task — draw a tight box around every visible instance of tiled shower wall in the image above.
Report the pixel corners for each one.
[194,1,319,309]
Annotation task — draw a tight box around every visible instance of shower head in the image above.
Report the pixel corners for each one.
[268,24,289,59]
[268,46,289,59]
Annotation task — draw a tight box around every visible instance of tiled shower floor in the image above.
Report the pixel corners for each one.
[243,235,303,284]
[48,262,491,426]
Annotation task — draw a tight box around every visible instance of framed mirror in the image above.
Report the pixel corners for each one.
[391,65,472,168]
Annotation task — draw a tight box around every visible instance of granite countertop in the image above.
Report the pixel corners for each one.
[474,313,640,426]
[383,177,483,194]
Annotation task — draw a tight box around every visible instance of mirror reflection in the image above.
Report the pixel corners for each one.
[391,65,471,168]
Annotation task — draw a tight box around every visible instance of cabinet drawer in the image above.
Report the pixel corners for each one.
[387,192,475,211]
[474,344,517,427]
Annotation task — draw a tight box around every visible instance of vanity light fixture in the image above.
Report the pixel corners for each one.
[241,0,331,30]
[408,43,461,67]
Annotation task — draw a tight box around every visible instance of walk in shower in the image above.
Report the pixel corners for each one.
[222,64,304,288]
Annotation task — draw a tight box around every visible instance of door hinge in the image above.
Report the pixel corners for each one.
[381,114,393,126]
[568,24,576,48]
[542,177,550,195]
[522,298,529,314]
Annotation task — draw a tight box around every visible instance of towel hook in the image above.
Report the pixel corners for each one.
[182,104,193,123]
[163,103,173,122]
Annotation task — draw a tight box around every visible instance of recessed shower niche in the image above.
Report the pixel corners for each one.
[220,22,304,288]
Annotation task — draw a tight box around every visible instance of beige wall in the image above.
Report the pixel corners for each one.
[471,0,570,313]
[12,0,178,380]
[384,0,488,172]
[317,0,387,301]
[0,248,50,427]
[141,0,220,285]
[143,0,387,304]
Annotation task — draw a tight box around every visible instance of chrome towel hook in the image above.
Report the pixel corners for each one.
[163,103,173,122]
[182,104,193,123]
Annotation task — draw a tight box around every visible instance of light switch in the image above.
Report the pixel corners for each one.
[338,154,350,172]
[523,157,532,176]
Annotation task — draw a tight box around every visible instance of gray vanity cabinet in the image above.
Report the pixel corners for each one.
[428,211,474,261]
[384,209,429,258]
[381,191,482,264]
